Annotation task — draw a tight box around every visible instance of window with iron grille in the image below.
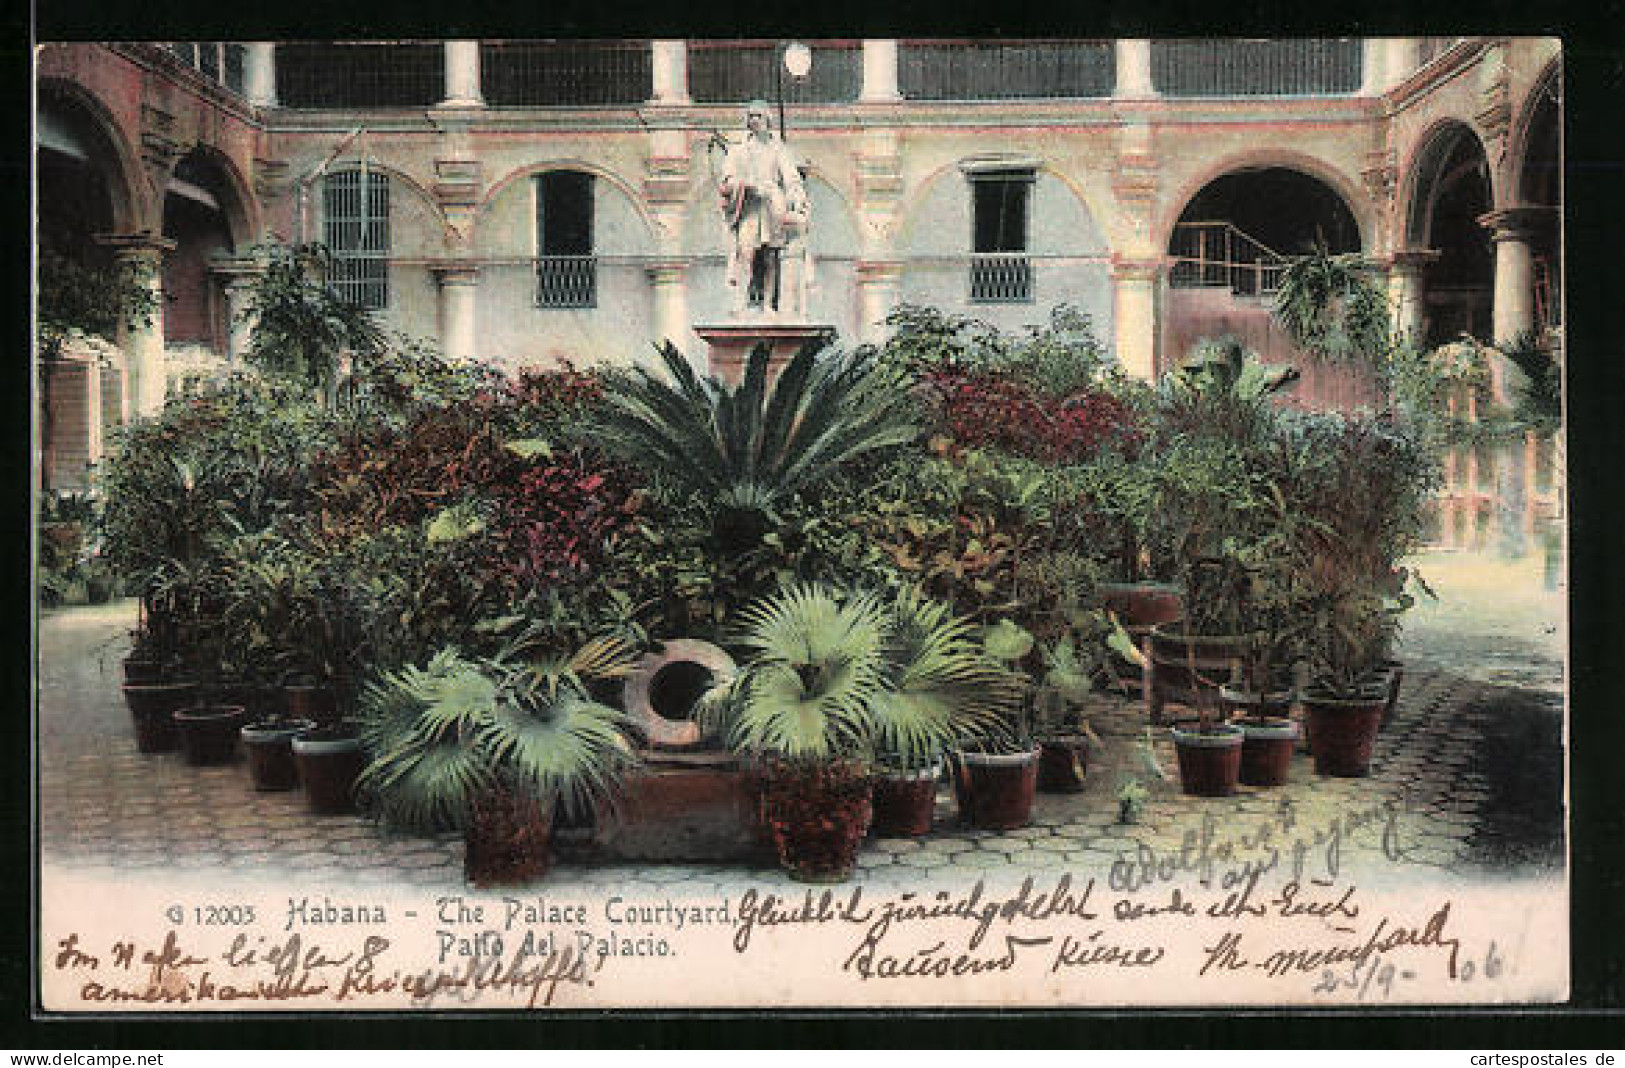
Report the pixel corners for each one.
[277,42,444,108]
[969,170,1033,303]
[899,40,1113,100]
[481,41,652,105]
[160,42,248,97]
[1150,39,1361,96]
[535,171,596,309]
[688,41,861,104]
[323,169,390,311]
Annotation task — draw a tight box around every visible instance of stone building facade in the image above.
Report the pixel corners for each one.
[36,38,1561,494]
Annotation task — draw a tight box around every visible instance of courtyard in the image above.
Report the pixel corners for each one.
[37,548,1565,892]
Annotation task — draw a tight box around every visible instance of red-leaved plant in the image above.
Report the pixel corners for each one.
[923,366,1139,463]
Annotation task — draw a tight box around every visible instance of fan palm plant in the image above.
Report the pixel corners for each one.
[354,638,641,885]
[593,339,918,550]
[701,582,1003,877]
[875,585,1014,770]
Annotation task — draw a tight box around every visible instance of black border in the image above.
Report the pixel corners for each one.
[12,0,1625,1048]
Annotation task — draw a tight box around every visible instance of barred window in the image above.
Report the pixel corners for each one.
[969,170,1033,303]
[323,169,390,311]
[535,171,596,309]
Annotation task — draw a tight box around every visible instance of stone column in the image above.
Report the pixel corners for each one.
[432,263,480,362]
[210,257,263,363]
[1387,248,1440,346]
[650,41,690,105]
[245,42,277,107]
[84,354,104,472]
[1114,40,1158,98]
[1482,208,1541,352]
[854,260,902,345]
[1111,256,1162,380]
[860,41,901,103]
[1480,206,1544,557]
[646,259,691,354]
[1385,38,1419,84]
[1359,39,1389,96]
[99,235,174,416]
[442,41,483,107]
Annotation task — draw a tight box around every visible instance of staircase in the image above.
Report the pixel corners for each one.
[1169,220,1288,300]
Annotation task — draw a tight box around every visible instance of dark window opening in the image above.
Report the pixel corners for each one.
[536,171,596,309]
[970,170,1033,303]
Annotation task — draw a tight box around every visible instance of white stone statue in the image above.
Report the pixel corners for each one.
[714,100,809,318]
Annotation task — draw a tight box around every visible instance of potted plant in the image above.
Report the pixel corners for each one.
[869,587,1008,837]
[1031,634,1104,793]
[1167,632,1245,797]
[1301,582,1396,778]
[699,584,895,881]
[354,636,641,886]
[953,619,1042,829]
[1292,413,1437,776]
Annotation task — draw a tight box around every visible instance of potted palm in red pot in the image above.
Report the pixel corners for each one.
[354,637,642,886]
[699,584,895,882]
[950,620,1042,829]
[870,588,1008,836]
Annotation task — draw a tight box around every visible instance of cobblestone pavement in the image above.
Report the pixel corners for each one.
[37,549,1565,892]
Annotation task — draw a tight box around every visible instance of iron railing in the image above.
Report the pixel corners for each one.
[688,41,862,104]
[535,255,597,308]
[481,41,651,106]
[324,170,391,310]
[1151,39,1361,97]
[969,252,1034,303]
[162,43,247,96]
[277,42,443,108]
[899,40,1114,100]
[1168,221,1287,296]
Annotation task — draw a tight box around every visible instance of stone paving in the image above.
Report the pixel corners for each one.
[37,549,1566,891]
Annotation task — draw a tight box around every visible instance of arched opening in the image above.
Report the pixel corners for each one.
[36,91,132,492]
[161,148,239,354]
[1165,166,1368,406]
[1406,123,1493,346]
[1518,71,1561,331]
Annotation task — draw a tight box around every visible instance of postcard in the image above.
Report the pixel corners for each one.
[34,35,1566,1011]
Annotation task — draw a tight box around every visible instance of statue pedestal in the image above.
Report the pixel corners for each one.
[693,322,836,385]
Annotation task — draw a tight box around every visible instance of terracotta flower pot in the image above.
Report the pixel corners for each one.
[1304,690,1385,777]
[173,705,247,766]
[1037,735,1089,793]
[465,789,554,887]
[121,682,197,754]
[241,718,317,791]
[954,749,1040,830]
[1171,724,1244,796]
[761,761,873,882]
[1237,717,1298,788]
[122,656,165,685]
[292,726,366,814]
[871,766,940,838]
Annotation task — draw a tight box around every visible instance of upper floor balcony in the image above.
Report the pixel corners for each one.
[221,38,1454,112]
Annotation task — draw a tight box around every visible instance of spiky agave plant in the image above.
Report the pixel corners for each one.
[875,586,1014,770]
[592,339,918,549]
[354,640,640,833]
